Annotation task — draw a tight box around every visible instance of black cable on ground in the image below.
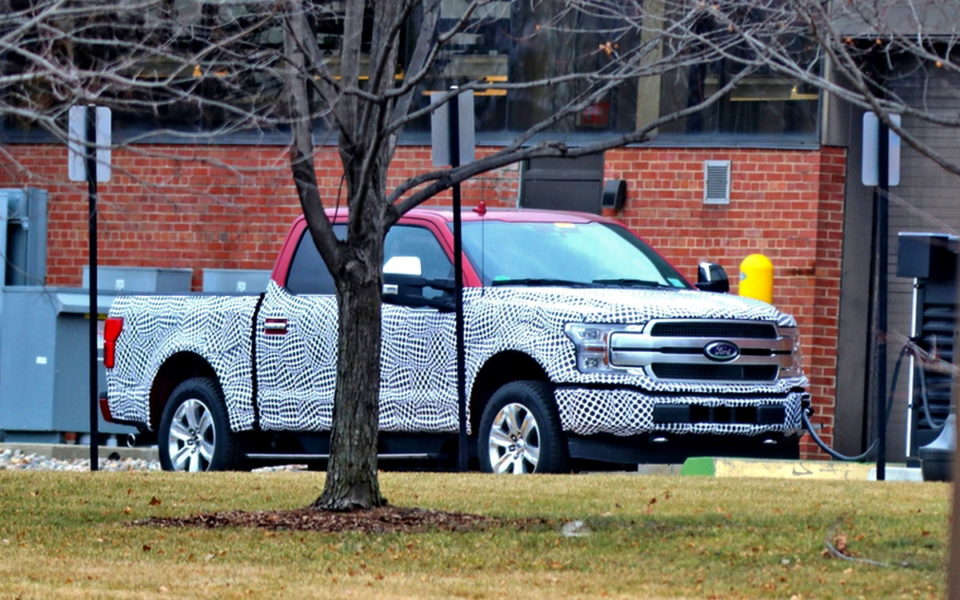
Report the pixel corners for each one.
[915,362,947,430]
[802,344,911,461]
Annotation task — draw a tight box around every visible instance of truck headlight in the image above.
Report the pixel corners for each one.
[564,323,619,374]
[779,326,804,378]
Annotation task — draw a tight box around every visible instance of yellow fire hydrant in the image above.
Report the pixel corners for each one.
[739,254,773,304]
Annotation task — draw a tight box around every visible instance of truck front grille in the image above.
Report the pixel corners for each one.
[651,364,779,382]
[609,319,795,383]
[649,321,777,339]
[653,403,786,425]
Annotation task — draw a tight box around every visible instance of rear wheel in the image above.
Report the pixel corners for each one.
[158,377,242,471]
[478,381,568,474]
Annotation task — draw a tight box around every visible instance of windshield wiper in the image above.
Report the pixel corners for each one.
[491,278,592,287]
[592,278,672,289]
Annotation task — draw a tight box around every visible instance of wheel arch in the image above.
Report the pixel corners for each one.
[470,351,550,433]
[150,352,219,430]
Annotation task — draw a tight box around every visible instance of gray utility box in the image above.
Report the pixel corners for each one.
[82,265,192,293]
[0,188,48,287]
[0,287,133,443]
[202,268,271,293]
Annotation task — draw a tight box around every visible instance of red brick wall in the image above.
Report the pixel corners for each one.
[3,145,304,288]
[605,147,847,455]
[1,142,845,455]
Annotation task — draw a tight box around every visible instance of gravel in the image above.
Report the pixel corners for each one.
[0,448,311,472]
[0,447,161,472]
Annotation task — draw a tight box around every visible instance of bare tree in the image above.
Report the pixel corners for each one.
[277,0,799,511]
[3,0,820,510]
[723,0,960,176]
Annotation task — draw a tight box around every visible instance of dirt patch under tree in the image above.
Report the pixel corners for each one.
[135,505,542,534]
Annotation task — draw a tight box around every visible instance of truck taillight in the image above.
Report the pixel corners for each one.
[99,393,114,423]
[103,317,123,368]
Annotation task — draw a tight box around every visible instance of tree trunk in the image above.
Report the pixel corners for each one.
[312,207,388,511]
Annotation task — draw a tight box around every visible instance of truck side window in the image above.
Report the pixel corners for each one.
[385,226,453,283]
[287,225,450,296]
[286,230,336,295]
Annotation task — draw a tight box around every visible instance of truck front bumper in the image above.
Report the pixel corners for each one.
[554,387,807,438]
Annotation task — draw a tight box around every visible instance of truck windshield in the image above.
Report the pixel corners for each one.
[459,221,690,289]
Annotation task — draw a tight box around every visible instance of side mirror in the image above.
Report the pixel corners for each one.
[696,262,729,293]
[384,255,422,277]
[382,256,454,312]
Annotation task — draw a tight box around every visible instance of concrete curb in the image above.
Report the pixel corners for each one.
[680,457,924,481]
[0,442,159,462]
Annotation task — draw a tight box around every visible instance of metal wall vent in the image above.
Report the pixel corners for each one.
[703,160,731,205]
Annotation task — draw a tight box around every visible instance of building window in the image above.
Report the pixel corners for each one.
[404,1,640,135]
[1,2,819,144]
[655,9,821,141]
[658,61,820,139]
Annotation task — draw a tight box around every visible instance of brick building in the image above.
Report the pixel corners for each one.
[0,143,848,458]
[0,2,891,458]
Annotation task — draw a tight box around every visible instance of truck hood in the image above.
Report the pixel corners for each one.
[468,286,796,327]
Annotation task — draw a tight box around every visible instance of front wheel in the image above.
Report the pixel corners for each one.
[478,381,568,474]
[158,377,242,471]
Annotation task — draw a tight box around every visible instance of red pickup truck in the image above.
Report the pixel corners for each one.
[103,208,808,472]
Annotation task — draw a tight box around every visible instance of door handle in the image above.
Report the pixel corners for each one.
[264,318,288,335]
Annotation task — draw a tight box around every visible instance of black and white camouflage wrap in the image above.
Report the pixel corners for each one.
[106,294,260,429]
[107,281,806,437]
[554,390,805,436]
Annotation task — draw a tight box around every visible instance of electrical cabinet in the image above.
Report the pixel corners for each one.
[0,288,133,443]
[82,265,192,292]
[897,232,957,457]
[202,268,270,293]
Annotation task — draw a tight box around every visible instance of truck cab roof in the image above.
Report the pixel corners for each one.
[310,206,619,226]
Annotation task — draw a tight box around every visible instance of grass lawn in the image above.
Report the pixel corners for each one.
[0,470,948,599]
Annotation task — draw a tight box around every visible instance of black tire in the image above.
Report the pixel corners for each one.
[158,377,243,471]
[477,380,568,474]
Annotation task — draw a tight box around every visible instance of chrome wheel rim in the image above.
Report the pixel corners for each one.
[167,398,216,472]
[487,403,540,474]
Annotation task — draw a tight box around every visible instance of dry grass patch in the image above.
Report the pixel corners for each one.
[0,469,949,599]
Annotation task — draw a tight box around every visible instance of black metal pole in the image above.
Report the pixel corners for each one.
[450,89,468,472]
[875,118,890,481]
[86,106,99,472]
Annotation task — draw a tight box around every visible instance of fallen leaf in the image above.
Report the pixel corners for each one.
[149,497,162,506]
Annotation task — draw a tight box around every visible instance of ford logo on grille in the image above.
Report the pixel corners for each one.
[704,340,740,362]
